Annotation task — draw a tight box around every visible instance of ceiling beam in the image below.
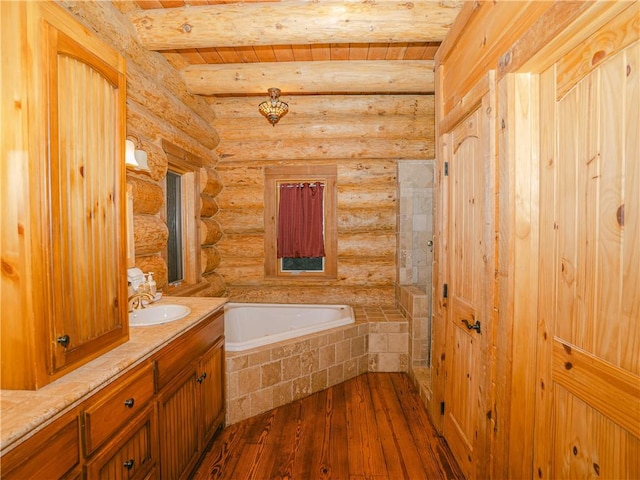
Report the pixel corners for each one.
[182,60,435,95]
[129,1,461,50]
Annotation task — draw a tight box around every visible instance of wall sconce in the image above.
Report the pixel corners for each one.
[125,135,149,171]
[258,88,289,126]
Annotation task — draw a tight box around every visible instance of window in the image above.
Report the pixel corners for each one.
[162,141,203,294]
[165,170,184,283]
[265,165,337,279]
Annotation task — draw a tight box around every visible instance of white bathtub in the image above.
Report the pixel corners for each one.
[224,303,355,352]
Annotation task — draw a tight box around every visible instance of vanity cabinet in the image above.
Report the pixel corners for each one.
[1,0,128,390]
[155,309,225,479]
[0,307,226,479]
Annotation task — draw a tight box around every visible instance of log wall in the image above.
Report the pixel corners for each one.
[59,1,225,295]
[212,94,434,306]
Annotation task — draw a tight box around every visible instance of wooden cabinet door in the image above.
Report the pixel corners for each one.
[84,405,157,480]
[198,336,225,450]
[45,12,128,374]
[157,366,199,480]
[442,90,495,480]
[0,1,127,390]
[534,38,640,479]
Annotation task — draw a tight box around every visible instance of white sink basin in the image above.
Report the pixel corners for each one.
[129,304,191,327]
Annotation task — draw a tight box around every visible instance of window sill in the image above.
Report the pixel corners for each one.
[163,281,209,297]
[264,274,337,282]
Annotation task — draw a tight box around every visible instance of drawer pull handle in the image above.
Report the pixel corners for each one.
[56,335,70,348]
[197,372,207,383]
[124,398,135,408]
[123,459,135,470]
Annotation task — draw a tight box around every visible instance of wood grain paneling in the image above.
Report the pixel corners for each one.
[534,36,639,480]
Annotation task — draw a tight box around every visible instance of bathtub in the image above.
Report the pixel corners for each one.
[224,303,355,352]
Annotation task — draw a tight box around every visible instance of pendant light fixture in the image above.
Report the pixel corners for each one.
[258,88,289,126]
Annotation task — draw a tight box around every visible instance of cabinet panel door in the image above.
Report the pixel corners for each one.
[84,405,157,480]
[198,336,225,450]
[157,367,199,480]
[45,17,128,373]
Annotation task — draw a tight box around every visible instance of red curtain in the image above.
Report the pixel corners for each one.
[277,182,325,258]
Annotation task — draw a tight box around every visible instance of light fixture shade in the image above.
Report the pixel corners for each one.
[125,139,139,166]
[125,135,150,171]
[134,149,149,171]
[258,88,289,126]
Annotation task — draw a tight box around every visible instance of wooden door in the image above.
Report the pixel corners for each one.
[534,39,640,478]
[443,92,495,480]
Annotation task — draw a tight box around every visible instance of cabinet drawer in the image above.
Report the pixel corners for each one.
[83,361,154,455]
[1,411,79,479]
[84,405,157,480]
[154,309,224,391]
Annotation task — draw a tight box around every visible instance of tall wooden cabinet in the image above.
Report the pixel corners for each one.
[1,2,128,389]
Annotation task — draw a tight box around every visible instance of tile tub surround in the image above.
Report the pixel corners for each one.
[0,297,227,453]
[225,306,408,425]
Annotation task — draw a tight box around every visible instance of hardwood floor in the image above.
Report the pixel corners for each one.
[193,373,464,480]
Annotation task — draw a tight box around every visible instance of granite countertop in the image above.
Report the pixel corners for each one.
[0,296,227,453]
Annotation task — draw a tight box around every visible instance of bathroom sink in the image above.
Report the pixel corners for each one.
[129,304,191,327]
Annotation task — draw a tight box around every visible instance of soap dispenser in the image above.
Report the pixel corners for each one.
[147,272,157,296]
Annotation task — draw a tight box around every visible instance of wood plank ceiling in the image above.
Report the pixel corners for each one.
[126,0,462,96]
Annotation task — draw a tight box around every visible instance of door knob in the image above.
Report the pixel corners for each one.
[462,319,481,334]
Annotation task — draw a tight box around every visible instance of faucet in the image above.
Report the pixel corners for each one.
[128,291,155,312]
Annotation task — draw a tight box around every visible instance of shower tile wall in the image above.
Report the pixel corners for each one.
[397,160,434,290]
[396,160,435,372]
